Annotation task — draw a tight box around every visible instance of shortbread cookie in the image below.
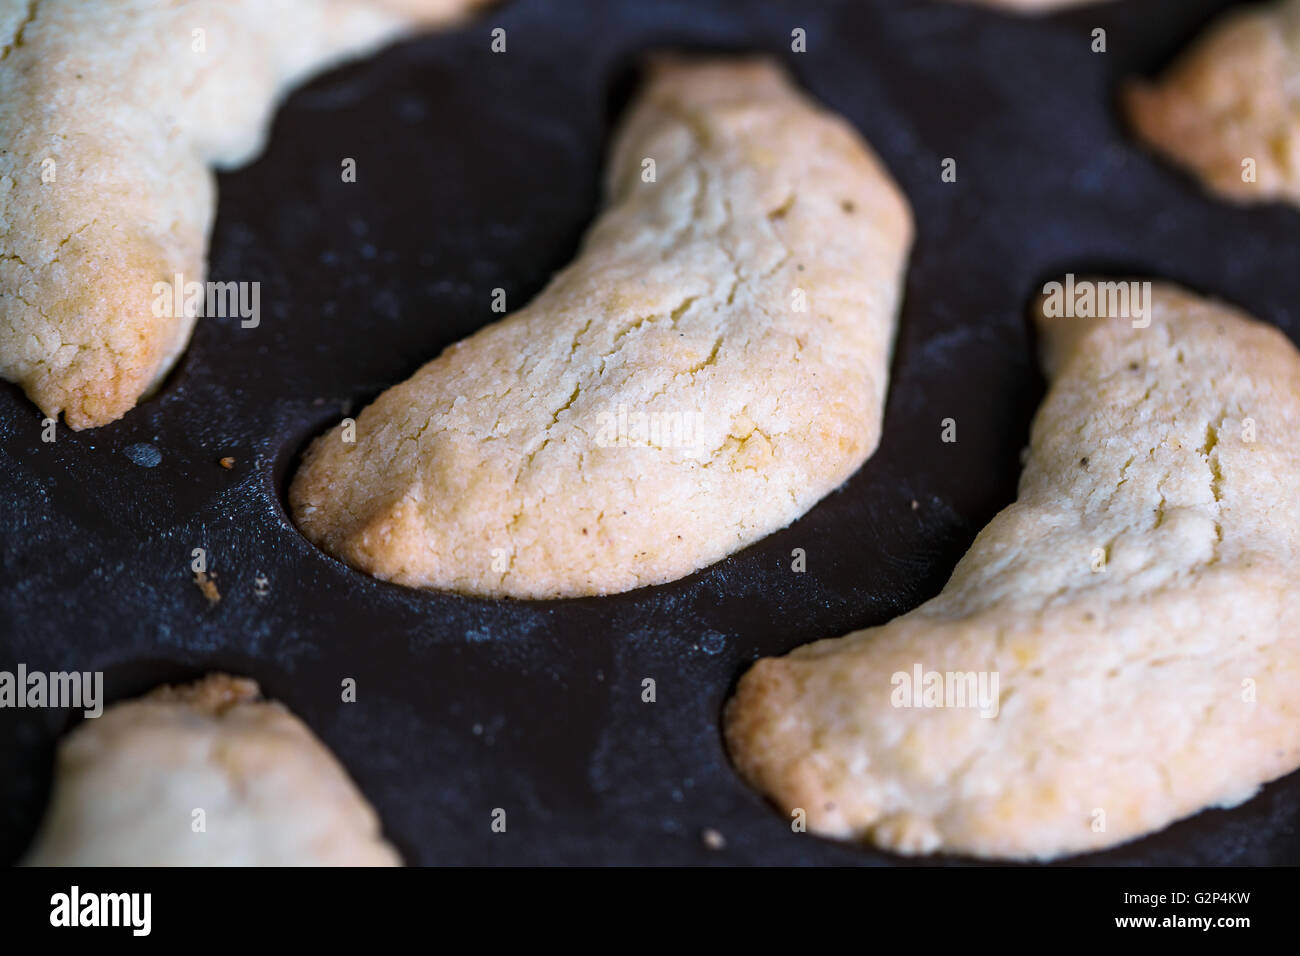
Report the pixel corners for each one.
[290,57,913,599]
[0,0,487,429]
[1125,0,1300,206]
[22,674,400,866]
[726,280,1300,860]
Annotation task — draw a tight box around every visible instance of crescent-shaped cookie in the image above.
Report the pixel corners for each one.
[21,674,399,866]
[0,0,487,429]
[726,279,1300,860]
[1125,0,1300,206]
[289,56,914,600]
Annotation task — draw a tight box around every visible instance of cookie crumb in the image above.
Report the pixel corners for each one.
[193,570,221,605]
[701,828,726,850]
[219,456,235,469]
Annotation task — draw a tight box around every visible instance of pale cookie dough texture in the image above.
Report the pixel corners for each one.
[1126,0,1300,206]
[0,0,488,429]
[726,280,1300,860]
[22,674,400,866]
[290,57,914,600]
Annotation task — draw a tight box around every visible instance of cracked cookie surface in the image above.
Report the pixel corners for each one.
[290,56,913,599]
[0,0,486,429]
[726,280,1300,860]
[1125,0,1300,207]
[21,674,400,866]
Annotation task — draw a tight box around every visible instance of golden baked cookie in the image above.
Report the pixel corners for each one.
[726,279,1300,860]
[1125,0,1300,205]
[290,56,914,600]
[21,674,400,866]
[0,0,488,429]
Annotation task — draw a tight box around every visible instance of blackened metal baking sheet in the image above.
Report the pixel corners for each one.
[2,0,1297,866]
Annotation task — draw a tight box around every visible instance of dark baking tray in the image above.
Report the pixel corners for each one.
[2,0,1297,866]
